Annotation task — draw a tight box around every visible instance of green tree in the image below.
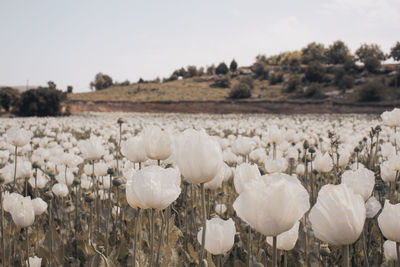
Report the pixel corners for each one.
[90,73,113,90]
[301,42,327,64]
[67,85,73,93]
[216,62,229,75]
[186,66,198,78]
[326,40,351,64]
[355,44,386,72]
[229,59,238,73]
[17,87,66,116]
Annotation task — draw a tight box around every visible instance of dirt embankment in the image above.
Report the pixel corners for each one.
[66,100,399,114]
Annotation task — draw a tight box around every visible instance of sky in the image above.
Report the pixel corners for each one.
[0,0,399,92]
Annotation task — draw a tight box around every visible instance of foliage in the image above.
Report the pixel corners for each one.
[269,72,284,85]
[67,86,73,93]
[389,73,400,87]
[17,87,66,116]
[302,83,324,98]
[211,75,231,88]
[305,62,326,83]
[186,66,198,78]
[326,40,351,65]
[91,73,113,90]
[357,81,385,102]
[215,62,229,75]
[251,60,269,80]
[0,87,19,112]
[390,42,400,62]
[206,65,215,75]
[47,81,57,89]
[283,75,301,93]
[301,42,327,64]
[229,59,238,73]
[355,44,386,73]
[229,82,251,99]
[239,76,254,90]
[334,68,354,90]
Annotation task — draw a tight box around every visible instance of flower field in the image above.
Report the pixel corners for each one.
[1,111,400,267]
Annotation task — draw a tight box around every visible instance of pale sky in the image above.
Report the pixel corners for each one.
[1,0,399,92]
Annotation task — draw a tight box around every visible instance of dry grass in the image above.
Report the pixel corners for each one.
[68,77,289,102]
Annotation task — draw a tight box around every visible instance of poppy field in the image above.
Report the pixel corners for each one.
[1,111,400,267]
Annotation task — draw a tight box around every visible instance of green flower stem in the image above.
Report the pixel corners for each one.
[199,183,207,264]
[272,236,277,267]
[343,244,349,267]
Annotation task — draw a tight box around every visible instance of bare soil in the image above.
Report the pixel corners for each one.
[66,100,399,114]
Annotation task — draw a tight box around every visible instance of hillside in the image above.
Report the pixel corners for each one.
[68,64,400,105]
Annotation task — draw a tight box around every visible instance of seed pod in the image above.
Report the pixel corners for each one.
[112,178,122,187]
[44,191,54,201]
[320,243,331,257]
[117,118,126,124]
[85,193,95,203]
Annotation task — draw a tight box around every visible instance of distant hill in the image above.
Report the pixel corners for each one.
[68,63,400,104]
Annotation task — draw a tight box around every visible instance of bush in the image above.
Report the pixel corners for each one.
[357,81,384,102]
[283,75,301,93]
[216,62,229,75]
[186,66,198,78]
[251,61,269,80]
[211,75,231,88]
[334,68,354,90]
[303,84,323,98]
[67,86,73,93]
[269,72,284,85]
[239,76,254,90]
[0,87,19,112]
[229,83,251,99]
[17,87,66,116]
[305,62,325,83]
[91,73,113,90]
[389,73,400,87]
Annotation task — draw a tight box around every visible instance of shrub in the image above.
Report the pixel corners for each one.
[303,84,323,98]
[334,68,354,90]
[17,87,66,116]
[229,83,251,99]
[389,73,400,87]
[251,61,269,80]
[216,62,229,75]
[357,81,384,102]
[186,66,198,78]
[269,72,284,85]
[283,75,301,93]
[0,87,19,112]
[91,73,113,90]
[211,75,231,88]
[239,76,254,90]
[67,86,73,93]
[305,62,325,83]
